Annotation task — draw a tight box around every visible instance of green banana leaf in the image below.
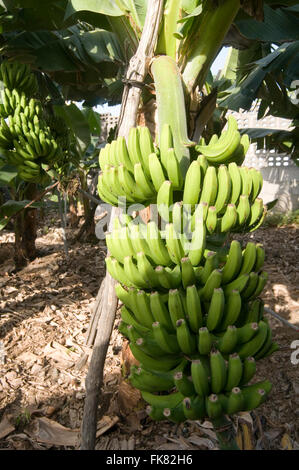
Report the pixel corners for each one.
[64,0,148,30]
[0,165,18,186]
[236,4,299,42]
[0,199,42,231]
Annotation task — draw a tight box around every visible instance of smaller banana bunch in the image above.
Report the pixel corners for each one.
[97,124,183,205]
[195,115,250,166]
[0,60,62,183]
[0,60,38,100]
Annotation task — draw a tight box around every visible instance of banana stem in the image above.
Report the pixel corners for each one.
[155,0,181,59]
[212,416,240,450]
[181,0,240,94]
[151,55,192,177]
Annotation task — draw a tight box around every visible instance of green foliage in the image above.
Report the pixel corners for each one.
[263,209,299,227]
[0,199,41,230]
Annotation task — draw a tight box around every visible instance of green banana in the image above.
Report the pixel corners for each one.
[206,287,225,331]
[155,265,178,289]
[186,284,203,333]
[141,390,184,409]
[136,251,159,289]
[221,240,242,284]
[237,322,259,344]
[116,135,134,172]
[239,356,256,386]
[137,126,154,177]
[182,160,202,208]
[123,255,148,288]
[199,269,222,301]
[198,327,213,355]
[105,257,132,286]
[135,290,156,329]
[220,289,242,330]
[174,371,196,396]
[226,387,245,414]
[165,223,185,264]
[127,127,143,166]
[191,359,210,396]
[250,271,268,299]
[210,349,227,394]
[244,299,262,324]
[239,167,252,197]
[150,291,173,332]
[241,272,259,300]
[236,195,250,226]
[220,203,238,233]
[218,325,238,354]
[197,251,218,285]
[254,322,273,360]
[225,353,243,391]
[214,164,232,214]
[254,244,265,273]
[130,343,181,371]
[166,147,183,189]
[205,394,223,419]
[241,380,272,411]
[199,165,218,206]
[157,180,173,222]
[181,257,196,289]
[187,217,206,266]
[168,289,187,328]
[239,242,257,276]
[249,167,262,201]
[129,366,173,392]
[146,222,172,266]
[183,396,206,420]
[176,318,197,355]
[223,273,249,296]
[134,162,155,199]
[237,320,268,359]
[152,321,180,354]
[148,152,166,191]
[206,206,217,234]
[120,305,150,335]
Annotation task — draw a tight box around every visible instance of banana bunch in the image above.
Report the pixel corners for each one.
[97,125,183,206]
[0,60,38,99]
[195,115,250,166]
[99,117,277,424]
[0,61,63,183]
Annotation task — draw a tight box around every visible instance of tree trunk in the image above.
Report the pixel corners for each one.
[69,195,80,228]
[14,183,38,269]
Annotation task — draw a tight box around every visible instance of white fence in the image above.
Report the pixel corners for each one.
[233,110,299,212]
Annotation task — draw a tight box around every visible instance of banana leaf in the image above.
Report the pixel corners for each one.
[0,199,42,230]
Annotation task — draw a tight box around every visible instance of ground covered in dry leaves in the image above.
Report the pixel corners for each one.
[0,214,298,450]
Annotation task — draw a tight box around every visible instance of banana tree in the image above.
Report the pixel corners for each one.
[69,0,277,451]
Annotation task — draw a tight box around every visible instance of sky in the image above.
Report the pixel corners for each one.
[96,47,229,117]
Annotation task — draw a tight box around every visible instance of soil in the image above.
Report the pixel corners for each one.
[0,214,298,451]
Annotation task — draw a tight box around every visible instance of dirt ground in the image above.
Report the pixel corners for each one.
[0,214,298,450]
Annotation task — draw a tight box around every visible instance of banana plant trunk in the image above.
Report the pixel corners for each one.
[14,183,38,268]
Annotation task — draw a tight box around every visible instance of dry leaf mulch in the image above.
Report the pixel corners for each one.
[0,222,298,450]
